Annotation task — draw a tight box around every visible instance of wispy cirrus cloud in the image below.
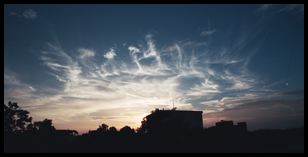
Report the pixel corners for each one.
[258,4,273,11]
[11,9,38,19]
[201,29,217,37]
[104,48,117,60]
[79,48,95,59]
[187,79,220,96]
[258,4,304,14]
[4,29,291,133]
[4,69,36,100]
[22,9,37,19]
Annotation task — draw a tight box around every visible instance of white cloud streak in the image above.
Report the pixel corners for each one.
[201,29,217,37]
[11,9,38,19]
[104,48,117,60]
[258,4,304,14]
[22,9,37,19]
[79,48,95,59]
[187,79,220,96]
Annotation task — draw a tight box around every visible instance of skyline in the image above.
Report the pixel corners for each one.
[4,4,304,133]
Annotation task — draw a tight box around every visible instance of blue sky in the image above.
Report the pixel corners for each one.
[4,4,304,132]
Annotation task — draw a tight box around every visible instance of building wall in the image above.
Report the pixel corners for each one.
[145,110,203,135]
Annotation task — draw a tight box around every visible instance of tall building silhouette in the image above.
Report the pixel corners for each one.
[144,109,203,135]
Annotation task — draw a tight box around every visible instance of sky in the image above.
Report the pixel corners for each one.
[4,4,304,133]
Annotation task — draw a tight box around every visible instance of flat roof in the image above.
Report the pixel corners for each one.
[151,110,203,113]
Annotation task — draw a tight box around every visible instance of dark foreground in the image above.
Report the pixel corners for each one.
[4,127,304,153]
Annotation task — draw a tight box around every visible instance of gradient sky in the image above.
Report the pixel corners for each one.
[4,4,304,133]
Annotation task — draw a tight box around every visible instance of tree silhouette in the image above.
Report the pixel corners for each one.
[97,123,109,133]
[119,126,135,136]
[32,119,56,133]
[108,126,118,134]
[4,101,32,134]
[137,117,148,134]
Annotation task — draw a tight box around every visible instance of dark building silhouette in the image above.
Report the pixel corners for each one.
[237,122,247,132]
[215,120,234,128]
[208,120,247,134]
[144,109,203,135]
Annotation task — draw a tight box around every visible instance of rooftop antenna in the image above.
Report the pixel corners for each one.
[171,97,176,110]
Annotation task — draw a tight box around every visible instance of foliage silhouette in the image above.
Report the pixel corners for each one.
[4,101,32,134]
[32,119,56,132]
[119,126,135,135]
[108,126,117,134]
